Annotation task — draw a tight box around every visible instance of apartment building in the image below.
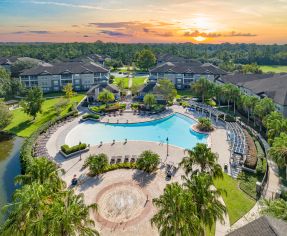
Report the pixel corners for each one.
[20,61,109,92]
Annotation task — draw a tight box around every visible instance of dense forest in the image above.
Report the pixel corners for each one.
[0,41,287,66]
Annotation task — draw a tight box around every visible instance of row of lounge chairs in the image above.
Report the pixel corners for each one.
[227,122,247,155]
[109,155,138,164]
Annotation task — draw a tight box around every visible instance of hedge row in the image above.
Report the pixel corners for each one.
[20,110,78,173]
[61,143,87,155]
[88,162,137,176]
[82,114,100,120]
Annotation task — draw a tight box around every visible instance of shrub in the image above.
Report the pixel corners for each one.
[105,103,121,112]
[82,114,100,120]
[61,143,87,155]
[86,153,108,175]
[20,109,78,173]
[105,162,136,172]
[256,157,267,177]
[219,114,236,122]
[120,103,126,109]
[131,103,140,110]
[136,150,160,173]
[244,130,258,169]
[89,105,106,113]
[196,117,213,132]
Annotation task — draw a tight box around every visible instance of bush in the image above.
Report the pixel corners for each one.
[136,150,160,173]
[219,114,236,122]
[82,114,100,120]
[61,143,87,155]
[256,157,267,177]
[89,104,106,113]
[85,153,108,175]
[20,109,78,173]
[105,162,136,172]
[197,117,213,132]
[131,103,140,110]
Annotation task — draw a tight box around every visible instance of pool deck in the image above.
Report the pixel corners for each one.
[46,105,231,236]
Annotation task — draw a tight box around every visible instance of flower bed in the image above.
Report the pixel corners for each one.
[61,143,87,155]
[243,130,258,169]
[89,103,126,113]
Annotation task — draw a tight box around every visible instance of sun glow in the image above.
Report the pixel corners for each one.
[193,36,206,42]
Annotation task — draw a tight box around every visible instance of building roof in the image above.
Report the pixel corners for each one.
[0,56,50,66]
[227,216,287,236]
[150,61,226,75]
[221,73,287,106]
[87,83,119,95]
[138,82,157,93]
[219,73,274,85]
[20,61,109,76]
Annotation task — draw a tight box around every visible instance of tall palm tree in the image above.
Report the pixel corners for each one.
[254,97,276,131]
[182,173,226,233]
[15,157,65,191]
[213,84,223,107]
[180,143,223,179]
[221,84,233,110]
[0,182,50,235]
[151,183,203,236]
[230,85,241,114]
[269,132,287,178]
[143,93,156,110]
[241,95,253,123]
[192,77,213,103]
[263,111,287,144]
[46,190,98,236]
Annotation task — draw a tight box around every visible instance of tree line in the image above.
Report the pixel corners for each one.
[0,42,286,66]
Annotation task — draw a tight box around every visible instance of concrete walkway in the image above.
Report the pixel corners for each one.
[263,159,281,199]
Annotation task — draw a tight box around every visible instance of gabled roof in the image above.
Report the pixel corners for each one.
[87,83,119,95]
[150,62,226,75]
[138,83,157,93]
[227,216,287,236]
[20,61,109,76]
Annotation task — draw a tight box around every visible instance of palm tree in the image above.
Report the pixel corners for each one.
[0,182,50,235]
[221,84,233,110]
[213,84,223,107]
[151,183,203,235]
[182,173,226,233]
[261,199,287,221]
[241,95,253,123]
[269,132,287,178]
[15,157,65,191]
[254,97,276,131]
[86,153,109,176]
[192,77,213,103]
[143,93,156,110]
[263,111,287,144]
[136,150,160,173]
[197,117,213,132]
[230,85,241,114]
[97,89,115,105]
[180,143,223,179]
[46,190,99,236]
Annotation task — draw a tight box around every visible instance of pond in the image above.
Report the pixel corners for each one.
[0,135,23,222]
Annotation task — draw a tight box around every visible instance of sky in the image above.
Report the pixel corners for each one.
[0,0,287,44]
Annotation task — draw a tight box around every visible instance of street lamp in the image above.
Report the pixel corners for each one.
[166,137,169,157]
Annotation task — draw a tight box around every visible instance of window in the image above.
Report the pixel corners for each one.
[53,86,59,91]
[43,87,50,92]
[74,79,80,85]
[53,80,59,85]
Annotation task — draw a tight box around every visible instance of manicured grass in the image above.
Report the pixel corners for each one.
[113,77,130,89]
[260,65,287,73]
[214,174,256,225]
[132,77,147,87]
[177,90,193,97]
[4,94,84,137]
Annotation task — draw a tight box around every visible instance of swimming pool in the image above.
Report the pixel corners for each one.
[65,113,207,149]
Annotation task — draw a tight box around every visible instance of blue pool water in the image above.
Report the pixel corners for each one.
[65,113,207,149]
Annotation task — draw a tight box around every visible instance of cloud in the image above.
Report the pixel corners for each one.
[184,30,221,38]
[89,22,138,29]
[10,30,52,35]
[99,30,131,37]
[143,28,173,37]
[83,35,89,38]
[29,1,102,10]
[184,30,257,38]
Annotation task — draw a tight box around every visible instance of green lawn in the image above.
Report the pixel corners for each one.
[4,94,84,137]
[214,174,256,225]
[132,77,147,87]
[113,77,130,89]
[260,65,287,73]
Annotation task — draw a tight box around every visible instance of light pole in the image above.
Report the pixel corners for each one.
[166,137,169,157]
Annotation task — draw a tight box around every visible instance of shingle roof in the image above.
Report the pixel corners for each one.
[138,83,157,93]
[220,73,273,84]
[20,61,109,76]
[227,216,287,236]
[150,62,226,75]
[87,83,119,95]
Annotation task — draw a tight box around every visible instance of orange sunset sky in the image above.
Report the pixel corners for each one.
[0,0,287,44]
